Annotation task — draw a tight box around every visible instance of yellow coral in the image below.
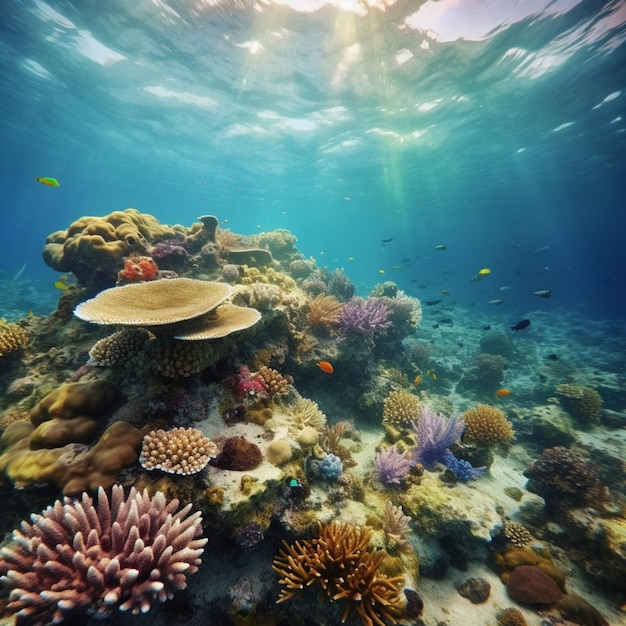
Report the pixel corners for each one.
[257,366,291,397]
[461,404,514,446]
[241,265,296,290]
[382,389,421,427]
[0,319,28,358]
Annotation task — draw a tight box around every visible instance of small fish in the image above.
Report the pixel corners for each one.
[495,389,512,397]
[478,268,491,275]
[54,280,69,291]
[440,289,450,296]
[432,323,439,328]
[413,375,422,387]
[27,309,34,317]
[36,176,59,187]
[381,238,393,243]
[378,269,386,274]
[425,299,442,306]
[488,299,504,305]
[434,244,447,251]
[533,289,551,298]
[511,319,531,331]
[482,324,491,330]
[499,286,513,291]
[317,361,334,374]
[470,274,483,282]
[438,318,453,324]
[401,258,410,263]
[533,245,551,255]
[547,354,559,361]
[391,265,403,270]
[426,369,437,380]
[347,256,354,261]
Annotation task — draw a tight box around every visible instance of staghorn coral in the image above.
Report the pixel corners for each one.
[461,404,514,446]
[273,520,404,626]
[0,485,206,624]
[88,328,153,367]
[140,427,218,475]
[306,294,343,330]
[555,384,603,423]
[382,390,422,428]
[524,446,607,512]
[383,501,413,555]
[0,318,28,358]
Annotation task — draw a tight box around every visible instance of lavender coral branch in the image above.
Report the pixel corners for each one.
[411,405,466,469]
[0,485,206,624]
[339,297,392,336]
[375,445,412,484]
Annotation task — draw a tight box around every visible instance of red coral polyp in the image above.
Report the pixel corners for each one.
[117,255,159,283]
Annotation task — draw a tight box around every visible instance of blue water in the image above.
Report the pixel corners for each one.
[1,0,625,320]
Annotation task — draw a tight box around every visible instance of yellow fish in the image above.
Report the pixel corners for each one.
[54,280,68,291]
[426,369,438,380]
[413,375,422,387]
[378,269,385,274]
[36,176,60,187]
[478,268,491,275]
[347,256,354,261]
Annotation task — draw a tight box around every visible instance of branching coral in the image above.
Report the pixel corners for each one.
[273,520,404,626]
[461,404,514,446]
[339,297,392,337]
[0,485,206,624]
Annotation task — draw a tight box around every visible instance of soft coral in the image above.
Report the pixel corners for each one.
[117,255,159,283]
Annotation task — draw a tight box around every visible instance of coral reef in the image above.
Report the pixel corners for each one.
[0,318,28,358]
[88,328,153,367]
[461,404,514,446]
[382,389,422,428]
[0,485,206,623]
[339,297,392,337]
[214,436,263,471]
[555,383,603,423]
[411,406,465,469]
[306,294,342,331]
[273,520,405,626]
[140,427,218,475]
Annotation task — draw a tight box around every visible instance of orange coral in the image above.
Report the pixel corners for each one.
[273,520,404,626]
[461,404,514,446]
[117,254,159,283]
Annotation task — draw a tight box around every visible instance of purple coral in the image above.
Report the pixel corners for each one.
[0,485,206,624]
[411,405,466,469]
[339,297,392,336]
[375,445,413,484]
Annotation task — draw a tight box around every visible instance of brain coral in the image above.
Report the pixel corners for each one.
[140,427,218,475]
[43,208,177,289]
[382,389,422,427]
[0,318,28,358]
[461,404,514,446]
[0,485,206,623]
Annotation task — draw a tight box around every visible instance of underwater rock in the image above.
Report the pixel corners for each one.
[455,576,491,603]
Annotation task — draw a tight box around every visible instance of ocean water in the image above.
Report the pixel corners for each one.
[1,0,625,321]
[1,3,626,626]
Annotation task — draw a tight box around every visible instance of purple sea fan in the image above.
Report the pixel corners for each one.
[0,485,207,625]
[375,444,413,484]
[411,405,466,469]
[339,297,392,336]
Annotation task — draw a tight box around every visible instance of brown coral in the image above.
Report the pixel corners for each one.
[382,389,422,427]
[0,484,206,623]
[145,337,223,378]
[461,404,514,446]
[0,318,28,358]
[140,427,218,475]
[257,366,292,397]
[555,384,603,423]
[273,520,404,626]
[306,294,342,329]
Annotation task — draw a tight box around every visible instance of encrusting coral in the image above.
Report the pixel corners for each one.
[140,427,218,475]
[0,485,206,624]
[0,318,28,358]
[273,520,405,626]
[461,404,514,446]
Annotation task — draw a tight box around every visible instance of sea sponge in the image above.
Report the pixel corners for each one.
[506,565,564,605]
[555,384,603,423]
[266,439,293,466]
[461,404,514,446]
[0,318,28,358]
[140,427,218,475]
[382,389,422,427]
[215,436,263,471]
[43,208,177,289]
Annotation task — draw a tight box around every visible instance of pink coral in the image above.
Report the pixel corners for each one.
[0,485,206,624]
[223,365,269,401]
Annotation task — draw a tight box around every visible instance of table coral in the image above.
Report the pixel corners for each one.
[0,318,28,358]
[0,485,206,623]
[43,208,177,289]
[140,427,218,475]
